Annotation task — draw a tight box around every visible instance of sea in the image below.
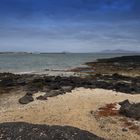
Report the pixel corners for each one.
[0,53,138,74]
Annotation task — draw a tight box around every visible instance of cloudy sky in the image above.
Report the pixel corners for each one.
[0,0,140,52]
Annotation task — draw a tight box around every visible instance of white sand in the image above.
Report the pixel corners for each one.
[0,88,140,140]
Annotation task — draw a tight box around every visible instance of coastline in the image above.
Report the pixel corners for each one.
[15,70,78,77]
[0,52,139,75]
[0,55,140,140]
[71,55,140,77]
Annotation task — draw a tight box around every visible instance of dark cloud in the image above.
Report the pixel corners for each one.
[0,0,139,20]
[0,0,140,52]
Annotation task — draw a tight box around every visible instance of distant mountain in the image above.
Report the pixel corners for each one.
[99,49,139,54]
[40,51,71,54]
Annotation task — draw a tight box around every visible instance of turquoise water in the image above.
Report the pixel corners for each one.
[0,53,137,73]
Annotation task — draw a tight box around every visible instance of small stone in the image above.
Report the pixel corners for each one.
[19,95,34,104]
[36,95,48,100]
[45,90,64,97]
[61,86,73,92]
[122,128,128,132]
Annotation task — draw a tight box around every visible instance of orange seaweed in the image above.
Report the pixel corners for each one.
[97,103,119,117]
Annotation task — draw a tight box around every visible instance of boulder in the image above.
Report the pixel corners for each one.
[114,83,130,93]
[19,95,34,104]
[45,90,64,97]
[49,84,61,90]
[119,100,140,120]
[0,78,15,86]
[36,95,48,100]
[61,86,73,92]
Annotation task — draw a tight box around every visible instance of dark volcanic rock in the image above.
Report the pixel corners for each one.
[119,100,140,120]
[83,55,140,76]
[36,90,65,100]
[97,55,140,64]
[114,83,130,93]
[112,73,126,80]
[0,73,22,87]
[95,81,113,89]
[0,70,140,96]
[45,90,64,97]
[0,77,15,87]
[36,95,48,100]
[19,95,34,104]
[27,78,46,92]
[26,91,33,96]
[0,122,105,140]
[61,86,73,92]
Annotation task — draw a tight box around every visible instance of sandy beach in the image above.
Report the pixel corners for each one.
[0,88,140,140]
[0,55,140,139]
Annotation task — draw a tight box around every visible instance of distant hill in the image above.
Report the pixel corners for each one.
[99,49,139,54]
[0,52,32,54]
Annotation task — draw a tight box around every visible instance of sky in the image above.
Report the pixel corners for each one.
[0,0,140,52]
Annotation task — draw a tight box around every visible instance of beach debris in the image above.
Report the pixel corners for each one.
[0,122,105,140]
[119,100,140,120]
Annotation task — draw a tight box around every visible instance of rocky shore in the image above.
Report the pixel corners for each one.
[72,55,140,76]
[0,55,140,140]
[0,72,140,105]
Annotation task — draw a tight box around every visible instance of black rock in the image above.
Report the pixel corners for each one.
[61,86,73,92]
[17,79,26,86]
[98,55,140,64]
[36,95,48,100]
[48,82,61,90]
[95,81,112,89]
[26,92,33,96]
[19,95,34,104]
[0,77,15,86]
[119,100,140,120]
[0,122,105,140]
[119,99,130,106]
[114,83,130,93]
[0,71,140,95]
[45,90,64,97]
[112,73,124,80]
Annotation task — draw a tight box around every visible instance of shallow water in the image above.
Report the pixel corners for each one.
[0,53,137,73]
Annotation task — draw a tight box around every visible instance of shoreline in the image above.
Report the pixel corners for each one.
[71,55,140,77]
[0,55,140,140]
[0,53,139,76]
